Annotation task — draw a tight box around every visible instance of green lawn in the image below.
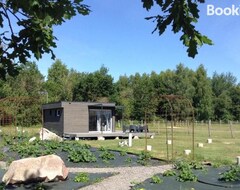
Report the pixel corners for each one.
[83,122,240,165]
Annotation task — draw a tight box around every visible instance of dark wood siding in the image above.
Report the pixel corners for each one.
[62,102,89,133]
[43,108,64,136]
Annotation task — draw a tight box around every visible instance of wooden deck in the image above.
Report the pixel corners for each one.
[63,131,155,140]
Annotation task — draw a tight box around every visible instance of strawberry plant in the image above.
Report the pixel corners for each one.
[219,165,240,182]
[163,170,176,177]
[119,150,127,156]
[137,151,151,166]
[99,150,115,161]
[151,175,163,184]
[68,148,97,163]
[174,160,197,182]
[74,172,90,183]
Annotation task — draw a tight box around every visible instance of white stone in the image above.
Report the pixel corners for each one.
[29,137,36,142]
[150,135,154,139]
[133,136,139,139]
[75,137,79,141]
[118,141,124,147]
[115,137,119,140]
[97,136,105,140]
[184,149,191,155]
[147,145,152,151]
[2,155,68,185]
[237,156,240,165]
[167,140,172,145]
[39,128,62,141]
[197,143,204,148]
[207,139,212,144]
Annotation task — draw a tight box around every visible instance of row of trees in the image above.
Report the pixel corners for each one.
[0,60,239,125]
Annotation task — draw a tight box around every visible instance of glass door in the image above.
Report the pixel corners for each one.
[89,109,112,132]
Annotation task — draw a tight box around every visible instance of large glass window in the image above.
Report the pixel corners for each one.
[89,109,112,132]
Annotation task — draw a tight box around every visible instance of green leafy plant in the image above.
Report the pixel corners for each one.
[0,152,5,161]
[151,175,163,184]
[99,150,115,161]
[61,141,74,152]
[33,183,48,190]
[137,151,151,166]
[92,177,104,184]
[119,150,127,156]
[177,169,197,182]
[74,172,90,183]
[0,182,6,190]
[219,165,240,182]
[190,161,204,170]
[125,157,132,163]
[99,146,107,151]
[3,135,14,145]
[68,148,97,163]
[175,160,197,182]
[43,140,59,150]
[163,170,176,177]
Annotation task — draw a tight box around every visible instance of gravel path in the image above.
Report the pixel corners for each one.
[69,164,172,190]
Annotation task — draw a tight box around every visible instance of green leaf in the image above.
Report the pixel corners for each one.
[187,39,198,58]
[142,0,154,11]
[187,0,199,18]
[154,0,163,6]
[201,35,213,45]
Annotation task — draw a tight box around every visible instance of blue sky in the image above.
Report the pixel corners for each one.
[35,0,240,83]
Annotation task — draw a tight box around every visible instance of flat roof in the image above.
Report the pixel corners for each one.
[42,101,116,109]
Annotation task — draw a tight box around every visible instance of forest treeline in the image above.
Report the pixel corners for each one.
[0,60,239,125]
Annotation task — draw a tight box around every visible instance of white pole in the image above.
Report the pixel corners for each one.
[128,133,132,147]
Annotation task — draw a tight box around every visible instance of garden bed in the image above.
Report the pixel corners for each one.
[132,163,240,190]
[0,136,166,168]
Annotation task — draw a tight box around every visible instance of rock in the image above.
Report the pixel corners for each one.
[97,136,105,140]
[39,128,62,141]
[2,155,68,185]
[29,137,36,142]
[118,141,124,147]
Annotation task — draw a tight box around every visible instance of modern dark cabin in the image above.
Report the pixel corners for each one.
[42,102,116,137]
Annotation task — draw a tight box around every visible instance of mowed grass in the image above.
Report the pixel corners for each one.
[1,122,240,164]
[83,122,240,164]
